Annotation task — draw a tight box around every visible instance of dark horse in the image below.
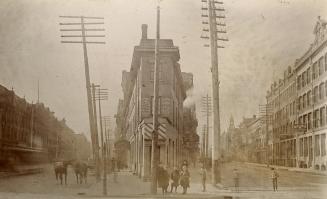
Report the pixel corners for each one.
[73,161,88,184]
[54,160,71,185]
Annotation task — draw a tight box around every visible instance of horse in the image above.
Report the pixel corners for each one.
[54,160,71,185]
[73,161,88,184]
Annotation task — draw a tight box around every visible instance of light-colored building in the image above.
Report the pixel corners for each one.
[265,16,327,170]
[295,16,327,170]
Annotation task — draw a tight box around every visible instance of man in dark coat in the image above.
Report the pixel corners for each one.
[158,165,169,195]
[180,165,190,194]
[170,166,180,193]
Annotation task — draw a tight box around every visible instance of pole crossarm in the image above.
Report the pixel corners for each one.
[60,22,105,25]
[61,41,106,44]
[60,28,105,31]
[61,35,105,37]
[59,16,104,19]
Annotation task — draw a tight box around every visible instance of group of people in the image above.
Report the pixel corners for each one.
[157,160,191,195]
[156,161,280,194]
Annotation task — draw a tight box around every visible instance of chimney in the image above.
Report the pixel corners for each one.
[141,24,148,40]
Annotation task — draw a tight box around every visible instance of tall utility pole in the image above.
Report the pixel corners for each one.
[95,86,109,196]
[59,15,105,182]
[151,4,160,194]
[91,84,101,181]
[202,94,212,159]
[259,104,273,166]
[201,0,228,185]
[102,116,111,162]
[201,125,207,159]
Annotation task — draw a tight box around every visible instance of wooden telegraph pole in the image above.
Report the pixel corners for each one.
[201,0,228,185]
[202,94,212,159]
[151,4,160,194]
[95,86,109,195]
[59,15,105,184]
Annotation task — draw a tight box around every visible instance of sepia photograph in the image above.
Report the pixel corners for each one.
[0,0,326,198]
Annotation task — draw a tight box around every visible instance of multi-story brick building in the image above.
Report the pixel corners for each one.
[115,24,196,179]
[0,84,88,168]
[265,17,327,170]
[266,66,297,167]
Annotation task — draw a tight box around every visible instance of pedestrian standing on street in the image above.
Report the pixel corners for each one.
[180,165,190,194]
[233,168,240,192]
[158,164,169,195]
[271,168,279,191]
[199,165,207,192]
[170,166,180,193]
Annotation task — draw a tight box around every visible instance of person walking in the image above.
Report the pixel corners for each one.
[170,166,180,193]
[271,168,279,191]
[233,168,240,192]
[180,165,190,194]
[199,165,207,192]
[158,165,169,195]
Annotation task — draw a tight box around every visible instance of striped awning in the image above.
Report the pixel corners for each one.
[141,123,168,141]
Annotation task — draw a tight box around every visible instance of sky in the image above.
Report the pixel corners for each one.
[0,0,326,140]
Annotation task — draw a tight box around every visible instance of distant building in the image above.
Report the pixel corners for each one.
[181,72,199,167]
[0,84,79,168]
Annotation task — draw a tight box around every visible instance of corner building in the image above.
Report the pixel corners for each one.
[117,24,187,180]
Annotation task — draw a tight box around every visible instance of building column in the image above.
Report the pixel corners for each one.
[138,133,143,177]
[142,140,151,181]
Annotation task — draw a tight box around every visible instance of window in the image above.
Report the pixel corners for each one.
[307,67,311,84]
[308,112,312,130]
[307,90,311,106]
[304,137,308,157]
[325,81,327,97]
[297,76,301,90]
[302,71,306,87]
[319,57,324,76]
[303,114,308,131]
[313,86,318,103]
[312,62,318,79]
[300,138,304,156]
[314,109,319,128]
[322,134,326,156]
[319,83,324,100]
[325,54,327,72]
[321,107,326,126]
[303,93,307,109]
[315,135,320,156]
[299,96,302,110]
[150,65,163,81]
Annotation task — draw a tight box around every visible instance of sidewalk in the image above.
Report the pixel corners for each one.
[242,161,327,176]
[82,170,326,199]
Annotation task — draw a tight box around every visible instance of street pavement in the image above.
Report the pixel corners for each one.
[0,162,326,199]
